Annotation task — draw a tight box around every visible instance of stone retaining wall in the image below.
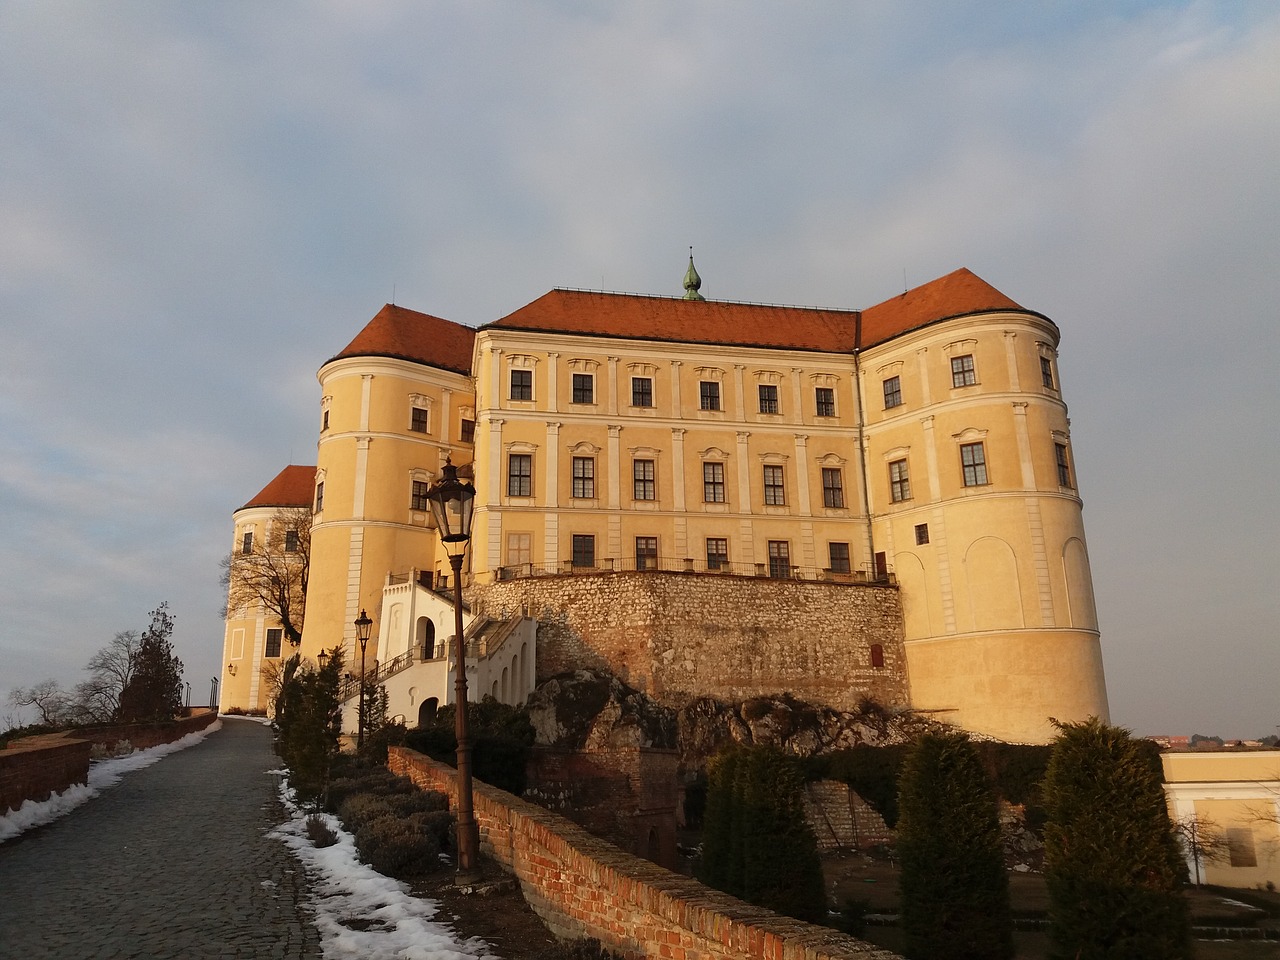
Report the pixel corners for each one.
[473,573,907,713]
[389,746,902,960]
[803,781,894,851]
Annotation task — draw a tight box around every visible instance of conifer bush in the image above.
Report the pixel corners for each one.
[1042,718,1190,960]
[896,731,1013,960]
[697,745,825,923]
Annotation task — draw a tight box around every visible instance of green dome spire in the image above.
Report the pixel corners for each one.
[683,248,705,301]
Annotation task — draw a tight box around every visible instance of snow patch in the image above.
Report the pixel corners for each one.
[271,779,498,960]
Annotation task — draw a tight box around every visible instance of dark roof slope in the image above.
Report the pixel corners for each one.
[860,267,1035,347]
[240,465,316,511]
[485,289,858,353]
[327,304,475,376]
[485,268,1038,354]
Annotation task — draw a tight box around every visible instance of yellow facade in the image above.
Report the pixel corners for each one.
[1163,751,1280,889]
[221,503,293,712]
[305,354,476,673]
[235,268,1110,742]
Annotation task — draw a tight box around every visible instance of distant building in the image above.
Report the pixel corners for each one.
[221,262,1110,743]
[1163,749,1280,889]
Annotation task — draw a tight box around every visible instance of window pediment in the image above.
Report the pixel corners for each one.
[951,427,988,443]
[699,446,730,462]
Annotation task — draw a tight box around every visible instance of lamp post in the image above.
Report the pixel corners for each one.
[425,456,479,885]
[354,609,373,751]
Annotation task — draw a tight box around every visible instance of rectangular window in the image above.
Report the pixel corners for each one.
[265,628,282,659]
[571,457,595,498]
[815,387,835,417]
[571,373,594,404]
[633,459,656,500]
[821,468,845,508]
[571,534,595,568]
[758,384,779,414]
[314,482,324,512]
[508,453,533,497]
[767,540,791,578]
[961,442,988,486]
[284,529,299,553]
[915,523,930,545]
[1227,829,1258,867]
[883,376,902,409]
[635,536,658,571]
[706,537,729,570]
[241,531,253,555]
[890,459,911,502]
[322,409,330,431]
[763,464,785,505]
[828,542,851,574]
[460,418,475,443]
[411,479,431,511]
[410,407,428,433]
[507,532,532,566]
[510,369,533,401]
[631,377,653,407]
[699,381,721,411]
[703,462,726,503]
[1041,356,1055,389]
[951,354,976,388]
[1056,443,1072,488]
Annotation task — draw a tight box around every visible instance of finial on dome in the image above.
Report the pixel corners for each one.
[683,247,705,301]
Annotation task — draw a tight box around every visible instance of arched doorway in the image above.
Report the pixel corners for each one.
[416,617,435,659]
[417,697,439,727]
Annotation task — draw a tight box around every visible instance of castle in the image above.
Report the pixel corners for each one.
[221,261,1109,744]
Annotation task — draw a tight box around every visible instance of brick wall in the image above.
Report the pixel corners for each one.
[1,711,219,815]
[474,573,907,713]
[0,739,92,815]
[389,746,901,960]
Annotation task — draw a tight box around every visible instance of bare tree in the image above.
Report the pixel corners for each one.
[8,679,72,726]
[76,629,142,722]
[222,506,311,647]
[1172,813,1232,885]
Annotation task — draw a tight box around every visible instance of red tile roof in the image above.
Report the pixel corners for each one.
[485,268,1039,353]
[486,289,857,352]
[859,267,1036,348]
[327,304,475,376]
[240,465,316,511]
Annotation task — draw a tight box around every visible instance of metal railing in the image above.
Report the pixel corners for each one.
[492,555,895,584]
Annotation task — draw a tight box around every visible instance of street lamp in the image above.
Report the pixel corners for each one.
[425,455,480,884]
[354,609,373,751]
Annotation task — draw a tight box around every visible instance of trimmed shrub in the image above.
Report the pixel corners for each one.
[1042,718,1190,960]
[897,731,1013,960]
[305,813,338,848]
[353,815,442,877]
[698,744,825,923]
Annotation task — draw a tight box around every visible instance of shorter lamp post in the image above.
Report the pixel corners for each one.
[354,609,373,750]
[425,456,480,884]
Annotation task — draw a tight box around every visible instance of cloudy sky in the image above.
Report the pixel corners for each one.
[2,2,1275,738]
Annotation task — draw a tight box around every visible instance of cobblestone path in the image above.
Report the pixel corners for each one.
[0,717,321,960]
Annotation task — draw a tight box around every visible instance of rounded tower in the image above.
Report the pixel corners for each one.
[304,305,477,670]
[859,269,1108,742]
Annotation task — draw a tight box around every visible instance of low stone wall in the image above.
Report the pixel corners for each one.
[0,711,219,815]
[389,746,901,960]
[473,573,907,714]
[72,710,219,753]
[0,738,93,815]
